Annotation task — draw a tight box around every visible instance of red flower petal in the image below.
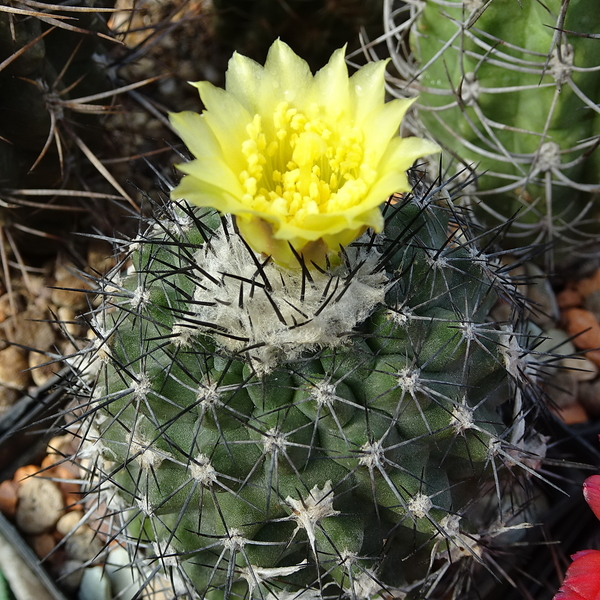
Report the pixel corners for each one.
[583,476,600,521]
[554,550,600,600]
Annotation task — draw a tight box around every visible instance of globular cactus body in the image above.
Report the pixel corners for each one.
[69,40,546,600]
[74,178,542,599]
[384,0,600,257]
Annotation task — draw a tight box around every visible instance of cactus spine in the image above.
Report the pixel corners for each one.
[68,41,546,600]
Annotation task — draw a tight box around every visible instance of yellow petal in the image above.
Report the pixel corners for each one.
[258,39,313,113]
[349,59,389,126]
[362,98,417,165]
[169,111,220,160]
[191,81,252,166]
[171,175,247,216]
[176,158,244,199]
[310,46,350,120]
[379,136,441,174]
[225,51,263,113]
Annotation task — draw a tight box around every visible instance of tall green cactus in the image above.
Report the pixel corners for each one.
[382,0,600,265]
[69,40,547,599]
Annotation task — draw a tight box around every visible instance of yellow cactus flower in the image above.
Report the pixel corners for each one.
[170,40,439,267]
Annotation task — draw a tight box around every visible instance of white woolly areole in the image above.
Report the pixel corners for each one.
[449,403,474,435]
[407,493,432,519]
[152,540,180,568]
[286,481,340,552]
[344,569,385,600]
[241,560,309,596]
[177,224,386,371]
[189,453,217,486]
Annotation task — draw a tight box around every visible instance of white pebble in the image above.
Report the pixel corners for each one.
[106,547,138,600]
[78,566,111,600]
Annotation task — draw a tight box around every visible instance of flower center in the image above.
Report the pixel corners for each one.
[239,101,377,227]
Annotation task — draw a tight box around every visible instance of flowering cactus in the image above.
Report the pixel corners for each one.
[554,474,600,600]
[170,39,439,266]
[69,40,548,600]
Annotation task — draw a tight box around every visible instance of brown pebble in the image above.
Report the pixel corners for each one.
[40,454,60,473]
[563,308,600,350]
[87,240,115,275]
[51,275,92,310]
[0,387,20,417]
[575,269,600,299]
[0,346,30,389]
[0,309,56,352]
[0,479,19,518]
[557,288,583,310]
[13,464,39,483]
[57,306,80,338]
[30,532,56,560]
[0,293,25,322]
[16,477,64,534]
[29,351,60,387]
[551,401,589,425]
[53,466,81,503]
[584,349,600,369]
[46,435,76,458]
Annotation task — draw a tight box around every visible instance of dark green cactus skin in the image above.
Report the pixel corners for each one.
[0,4,115,188]
[79,174,539,599]
[407,0,600,254]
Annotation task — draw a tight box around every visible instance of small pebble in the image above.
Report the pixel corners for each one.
[13,464,39,482]
[0,479,19,518]
[1,308,56,351]
[106,546,138,600]
[58,306,80,337]
[557,287,583,310]
[16,477,64,534]
[56,511,85,537]
[575,269,600,298]
[0,293,25,322]
[544,370,578,408]
[53,465,81,503]
[29,532,56,560]
[0,346,30,389]
[551,401,589,425]
[0,387,20,417]
[87,240,115,276]
[64,525,104,563]
[51,274,92,310]
[46,435,76,458]
[561,356,598,381]
[584,349,600,368]
[58,559,85,591]
[29,351,59,387]
[563,308,600,350]
[78,566,112,600]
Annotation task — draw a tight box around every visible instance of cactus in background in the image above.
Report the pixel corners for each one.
[69,41,547,599]
[380,0,600,266]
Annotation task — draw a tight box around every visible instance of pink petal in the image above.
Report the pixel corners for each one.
[583,475,600,521]
[555,550,600,600]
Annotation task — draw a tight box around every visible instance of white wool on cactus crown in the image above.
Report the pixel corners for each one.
[172,219,387,372]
